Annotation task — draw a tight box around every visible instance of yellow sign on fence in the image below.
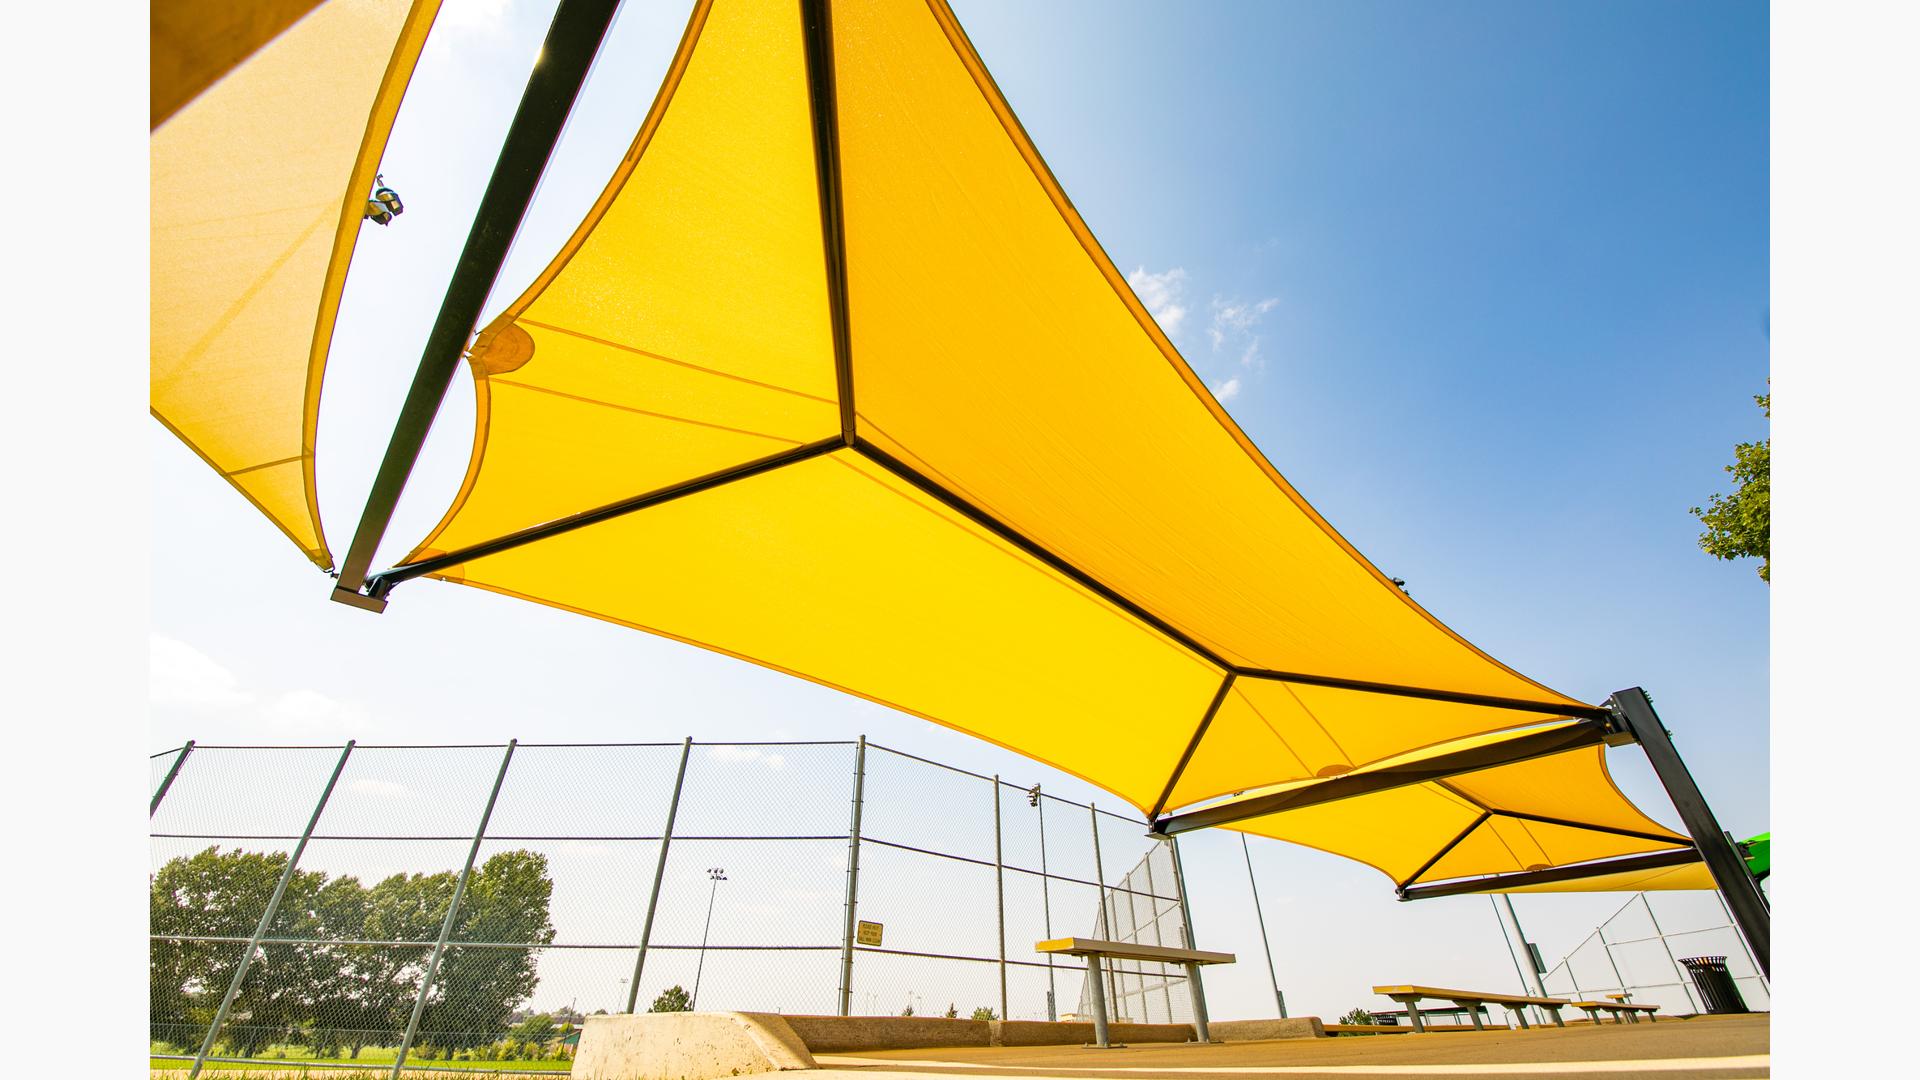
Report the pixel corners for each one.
[856,920,884,947]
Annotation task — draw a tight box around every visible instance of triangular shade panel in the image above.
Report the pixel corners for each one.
[375,0,1685,889]
[152,0,442,569]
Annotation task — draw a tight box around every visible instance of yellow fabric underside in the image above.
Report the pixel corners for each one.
[152,0,440,569]
[151,0,327,128]
[392,0,1674,874]
[1221,735,1692,887]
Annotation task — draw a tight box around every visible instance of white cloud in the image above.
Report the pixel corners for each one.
[1127,266,1189,337]
[1208,296,1279,352]
[150,634,253,711]
[707,744,786,771]
[1213,376,1243,402]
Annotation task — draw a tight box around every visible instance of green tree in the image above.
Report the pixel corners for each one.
[970,1006,997,1021]
[650,985,693,1013]
[512,1013,556,1040]
[414,851,557,1054]
[1691,391,1769,582]
[900,1003,915,1016]
[1337,1005,1378,1029]
[943,1003,958,1019]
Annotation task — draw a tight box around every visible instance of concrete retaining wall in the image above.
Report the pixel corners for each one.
[571,1011,815,1080]
[781,1015,990,1053]
[994,1019,1194,1046]
[1210,1017,1327,1041]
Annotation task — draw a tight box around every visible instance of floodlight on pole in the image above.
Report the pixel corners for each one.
[690,867,727,1010]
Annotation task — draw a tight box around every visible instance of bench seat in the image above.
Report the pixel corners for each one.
[1371,985,1571,1032]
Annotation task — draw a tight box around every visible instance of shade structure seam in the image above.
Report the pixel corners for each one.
[224,453,308,478]
[369,436,846,591]
[1148,673,1238,822]
[1276,678,1356,766]
[516,318,840,405]
[1399,810,1491,890]
[1490,810,1691,847]
[798,0,858,445]
[1397,848,1706,901]
[487,378,811,446]
[850,436,1234,673]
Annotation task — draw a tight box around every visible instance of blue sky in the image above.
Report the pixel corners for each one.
[150,0,1768,1024]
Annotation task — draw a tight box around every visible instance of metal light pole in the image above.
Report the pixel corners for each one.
[1241,834,1288,1018]
[690,867,727,1010]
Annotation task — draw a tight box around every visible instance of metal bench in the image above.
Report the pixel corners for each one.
[1037,937,1235,1048]
[1572,1000,1662,1024]
[1371,985,1570,1032]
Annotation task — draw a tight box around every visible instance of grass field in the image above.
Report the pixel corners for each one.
[150,1047,570,1074]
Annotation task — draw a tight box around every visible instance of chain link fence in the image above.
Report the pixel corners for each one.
[150,737,1191,1074]
[1540,890,1770,1015]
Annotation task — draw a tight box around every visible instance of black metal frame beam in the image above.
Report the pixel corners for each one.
[1150,717,1617,836]
[331,0,622,610]
[1236,669,1613,720]
[1607,687,1769,978]
[365,438,842,593]
[798,0,857,446]
[1397,811,1490,891]
[1396,847,1703,901]
[1148,674,1237,821]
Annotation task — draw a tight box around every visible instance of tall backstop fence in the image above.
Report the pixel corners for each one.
[1537,890,1770,1015]
[150,738,1192,1074]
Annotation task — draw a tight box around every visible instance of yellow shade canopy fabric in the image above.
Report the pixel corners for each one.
[1219,727,1694,890]
[151,0,328,128]
[152,0,442,569]
[387,0,1647,857]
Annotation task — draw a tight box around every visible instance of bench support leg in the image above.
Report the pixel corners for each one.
[1184,962,1213,1043]
[1450,1001,1485,1031]
[1513,1007,1530,1030]
[1546,1007,1565,1028]
[1086,955,1111,1048]
[1393,997,1426,1033]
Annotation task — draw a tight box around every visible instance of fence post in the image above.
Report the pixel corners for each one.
[151,740,195,817]
[1089,803,1117,1013]
[1641,894,1703,1013]
[1598,923,1627,992]
[1241,834,1287,1018]
[992,774,1008,1021]
[390,741,517,1079]
[1142,845,1175,1022]
[1035,790,1056,1020]
[1167,835,1212,1041]
[837,736,867,1016]
[627,737,693,1013]
[189,741,354,1078]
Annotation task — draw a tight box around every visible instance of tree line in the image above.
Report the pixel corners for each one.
[151,846,555,1060]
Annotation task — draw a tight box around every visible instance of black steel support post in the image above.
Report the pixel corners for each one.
[1397,848,1702,901]
[331,0,620,610]
[1607,687,1768,979]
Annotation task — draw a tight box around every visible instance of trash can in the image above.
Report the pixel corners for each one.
[1679,956,1749,1014]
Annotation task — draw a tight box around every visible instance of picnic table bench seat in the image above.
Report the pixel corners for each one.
[1038,937,1235,1048]
[1371,985,1571,1032]
[1571,1000,1662,1024]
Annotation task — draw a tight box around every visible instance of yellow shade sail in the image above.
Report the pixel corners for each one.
[152,0,442,569]
[377,0,1680,889]
[1219,727,1694,889]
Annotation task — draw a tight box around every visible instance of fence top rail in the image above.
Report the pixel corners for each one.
[150,745,188,758]
[864,739,1155,823]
